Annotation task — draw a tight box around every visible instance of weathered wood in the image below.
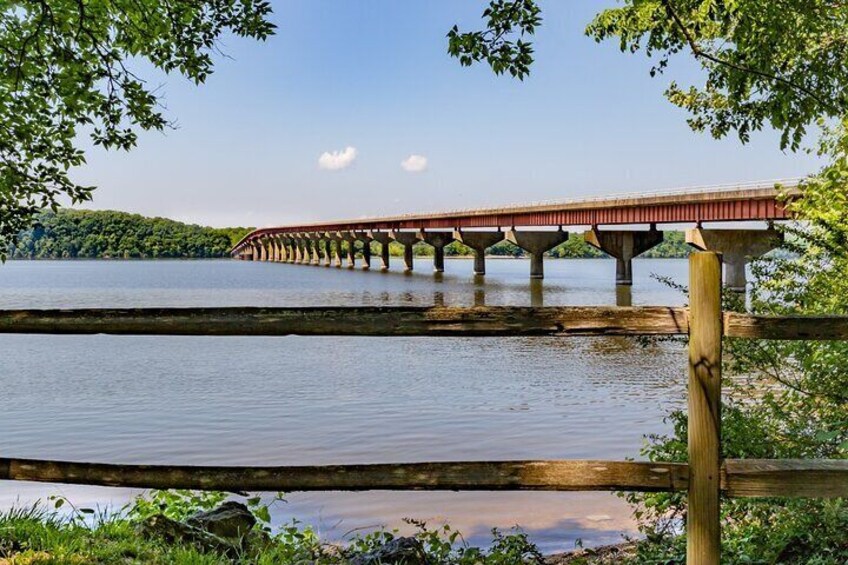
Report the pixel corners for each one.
[2,455,845,498]
[723,459,848,498]
[687,252,723,565]
[725,312,848,340]
[0,306,689,337]
[0,458,688,492]
[3,307,847,341]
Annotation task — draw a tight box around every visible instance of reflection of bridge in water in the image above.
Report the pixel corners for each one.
[232,180,797,291]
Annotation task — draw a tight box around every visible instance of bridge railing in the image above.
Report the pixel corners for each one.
[1,252,846,564]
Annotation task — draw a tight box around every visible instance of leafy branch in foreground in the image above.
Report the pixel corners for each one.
[0,0,276,258]
[586,0,848,151]
[447,0,541,80]
[455,1,848,152]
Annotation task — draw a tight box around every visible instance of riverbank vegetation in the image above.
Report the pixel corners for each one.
[0,492,548,564]
[7,210,252,260]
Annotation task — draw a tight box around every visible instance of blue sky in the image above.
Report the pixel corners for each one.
[74,1,821,228]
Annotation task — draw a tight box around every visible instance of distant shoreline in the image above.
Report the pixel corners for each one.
[5,255,688,261]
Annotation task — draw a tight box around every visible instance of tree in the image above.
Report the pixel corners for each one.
[451,1,848,151]
[0,0,275,258]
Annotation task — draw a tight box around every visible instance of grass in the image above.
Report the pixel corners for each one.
[0,500,549,564]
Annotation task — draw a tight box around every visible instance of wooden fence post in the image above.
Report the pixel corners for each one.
[688,252,723,564]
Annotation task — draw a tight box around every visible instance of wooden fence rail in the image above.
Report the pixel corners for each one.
[2,252,847,564]
[2,457,845,498]
[1,306,846,340]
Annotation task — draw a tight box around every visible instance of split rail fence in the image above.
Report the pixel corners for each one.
[1,252,846,564]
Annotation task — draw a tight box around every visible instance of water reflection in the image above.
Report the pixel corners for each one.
[530,279,544,307]
[616,286,632,307]
[0,258,690,554]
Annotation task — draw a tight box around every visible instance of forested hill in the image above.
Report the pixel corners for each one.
[8,209,252,259]
[7,208,691,260]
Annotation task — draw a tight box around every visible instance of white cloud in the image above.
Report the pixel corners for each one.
[318,146,357,170]
[401,154,428,173]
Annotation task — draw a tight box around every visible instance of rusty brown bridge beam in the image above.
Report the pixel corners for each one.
[233,182,800,283]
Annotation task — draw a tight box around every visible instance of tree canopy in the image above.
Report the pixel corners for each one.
[8,208,252,259]
[0,0,275,257]
[452,1,848,151]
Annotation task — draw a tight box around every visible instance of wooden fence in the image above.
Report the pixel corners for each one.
[0,252,846,564]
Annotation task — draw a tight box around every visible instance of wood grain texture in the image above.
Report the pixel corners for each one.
[687,252,723,565]
[0,306,690,337]
[723,459,848,498]
[725,313,848,340]
[2,456,845,498]
[0,458,688,492]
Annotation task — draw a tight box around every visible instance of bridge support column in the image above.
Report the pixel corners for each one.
[320,238,331,267]
[277,236,288,263]
[454,231,504,275]
[265,238,274,262]
[369,232,392,271]
[326,234,343,268]
[686,228,783,291]
[281,237,291,263]
[584,228,664,285]
[419,231,454,273]
[340,232,356,269]
[506,229,569,279]
[284,238,295,263]
[273,239,282,262]
[354,232,373,270]
[302,237,311,265]
[293,237,303,264]
[259,240,269,261]
[392,232,418,272]
[309,235,322,265]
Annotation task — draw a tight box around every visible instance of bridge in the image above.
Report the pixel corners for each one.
[231,180,799,290]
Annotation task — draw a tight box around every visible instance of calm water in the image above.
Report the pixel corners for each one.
[0,258,688,553]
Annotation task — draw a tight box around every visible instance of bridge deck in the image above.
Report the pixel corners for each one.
[235,181,799,250]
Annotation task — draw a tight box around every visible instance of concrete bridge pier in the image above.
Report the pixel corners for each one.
[320,238,332,267]
[341,232,357,269]
[392,232,418,272]
[309,235,321,265]
[280,237,292,263]
[454,230,505,275]
[584,228,664,285]
[271,238,281,262]
[284,238,295,263]
[276,238,285,262]
[258,240,268,261]
[273,238,282,262]
[419,231,454,273]
[292,238,303,265]
[300,238,309,264]
[369,232,392,271]
[506,229,569,279]
[325,233,343,268]
[354,232,373,270]
[293,237,304,264]
[686,228,783,291]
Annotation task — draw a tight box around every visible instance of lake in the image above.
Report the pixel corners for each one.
[0,258,688,553]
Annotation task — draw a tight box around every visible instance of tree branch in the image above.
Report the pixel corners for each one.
[663,0,838,114]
